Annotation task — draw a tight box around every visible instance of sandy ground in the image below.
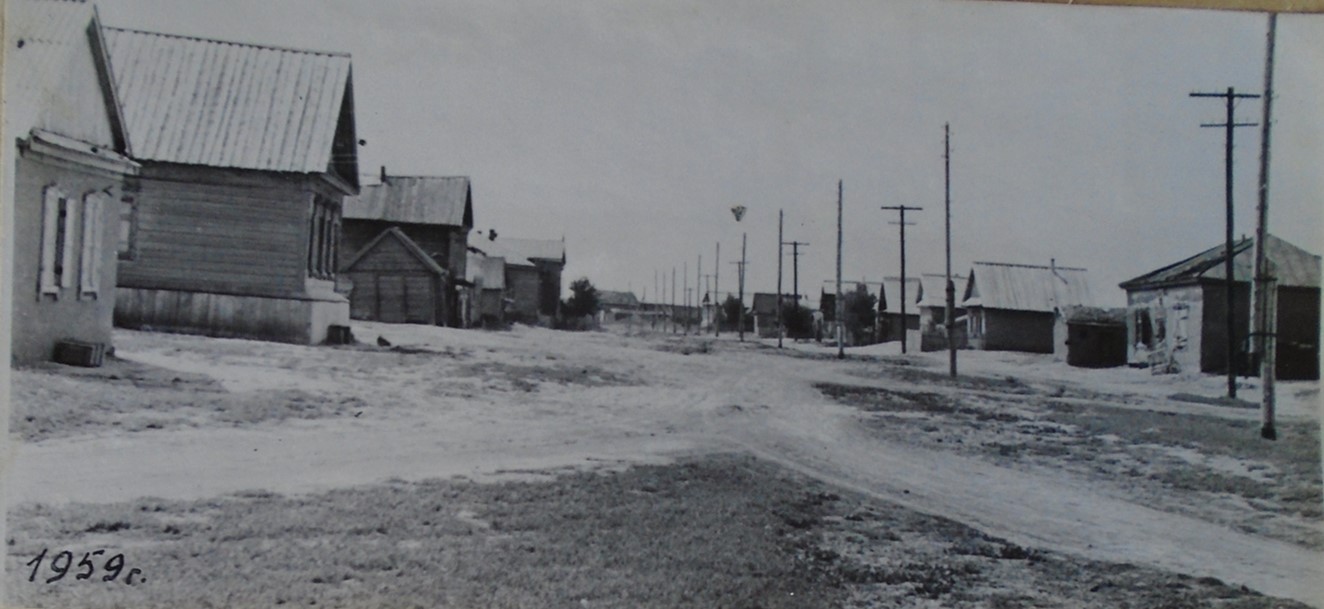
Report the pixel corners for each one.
[6,322,1322,605]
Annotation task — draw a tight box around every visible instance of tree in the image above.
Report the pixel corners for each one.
[843,283,877,345]
[563,277,600,319]
[781,303,814,339]
[721,295,748,331]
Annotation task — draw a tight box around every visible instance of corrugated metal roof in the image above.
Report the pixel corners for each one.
[962,262,1095,312]
[598,290,640,307]
[6,0,125,151]
[344,177,472,227]
[1119,234,1320,290]
[916,273,966,308]
[102,26,352,173]
[474,237,565,267]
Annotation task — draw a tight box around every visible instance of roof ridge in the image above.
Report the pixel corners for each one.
[973,261,1087,272]
[104,25,351,58]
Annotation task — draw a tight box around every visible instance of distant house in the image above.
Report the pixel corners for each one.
[340,228,448,325]
[1063,306,1128,368]
[474,237,565,325]
[750,293,790,338]
[1118,235,1319,380]
[962,261,1094,354]
[597,290,641,323]
[878,276,921,344]
[917,273,967,352]
[7,0,140,365]
[105,27,359,344]
[341,174,474,326]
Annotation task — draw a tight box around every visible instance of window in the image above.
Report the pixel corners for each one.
[307,196,339,279]
[79,192,106,299]
[118,196,136,260]
[39,186,69,298]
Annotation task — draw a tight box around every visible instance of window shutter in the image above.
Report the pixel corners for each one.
[40,186,62,297]
[61,192,79,289]
[80,192,105,299]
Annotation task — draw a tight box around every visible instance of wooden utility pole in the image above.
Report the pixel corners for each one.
[945,123,957,378]
[1254,13,1278,440]
[837,180,845,359]
[672,266,677,334]
[684,261,689,334]
[881,205,922,353]
[714,242,721,337]
[785,241,808,305]
[777,209,785,348]
[739,233,747,341]
[1191,87,1259,399]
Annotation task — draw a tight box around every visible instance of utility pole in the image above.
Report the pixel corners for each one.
[684,261,689,334]
[672,266,677,334]
[1191,86,1259,399]
[836,180,844,359]
[778,209,785,348]
[784,241,808,305]
[945,123,957,378]
[714,242,721,337]
[739,234,747,341]
[696,253,702,333]
[1253,13,1278,440]
[881,205,922,353]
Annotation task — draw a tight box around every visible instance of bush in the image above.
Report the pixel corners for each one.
[843,284,877,345]
[563,278,600,319]
[782,304,814,339]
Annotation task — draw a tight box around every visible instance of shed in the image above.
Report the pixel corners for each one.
[962,261,1095,354]
[6,0,140,365]
[1119,235,1319,379]
[917,273,968,352]
[465,249,508,327]
[342,174,474,326]
[878,276,921,344]
[342,228,448,325]
[1064,306,1128,368]
[104,26,358,345]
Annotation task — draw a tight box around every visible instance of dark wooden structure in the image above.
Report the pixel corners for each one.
[474,237,565,325]
[962,261,1095,354]
[342,228,447,325]
[918,273,967,352]
[1064,306,1128,368]
[341,174,473,326]
[104,27,359,345]
[7,1,139,365]
[1119,235,1319,379]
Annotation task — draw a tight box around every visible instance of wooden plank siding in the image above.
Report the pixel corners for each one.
[118,168,318,298]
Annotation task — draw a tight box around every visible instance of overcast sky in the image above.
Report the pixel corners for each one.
[96,0,1323,308]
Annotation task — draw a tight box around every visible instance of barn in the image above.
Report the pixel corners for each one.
[6,0,140,365]
[1119,235,1319,380]
[475,238,565,325]
[104,26,359,345]
[341,173,473,326]
[340,228,449,325]
[962,261,1095,354]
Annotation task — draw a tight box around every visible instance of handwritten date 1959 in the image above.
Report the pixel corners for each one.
[26,549,144,585]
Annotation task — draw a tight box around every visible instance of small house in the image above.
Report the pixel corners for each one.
[7,0,140,365]
[597,290,641,323]
[1118,235,1319,379]
[1063,306,1128,368]
[962,261,1094,354]
[465,249,508,327]
[341,174,474,326]
[751,293,802,338]
[105,27,359,344]
[917,273,967,352]
[878,276,921,345]
[474,237,565,325]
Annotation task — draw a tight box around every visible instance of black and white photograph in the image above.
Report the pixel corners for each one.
[2,0,1322,607]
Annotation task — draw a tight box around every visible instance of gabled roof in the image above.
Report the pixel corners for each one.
[474,237,565,267]
[916,273,967,308]
[598,290,640,308]
[344,176,473,228]
[1064,306,1127,326]
[1119,234,1320,290]
[342,227,446,276]
[102,26,354,175]
[962,261,1094,313]
[879,276,921,314]
[7,0,129,153]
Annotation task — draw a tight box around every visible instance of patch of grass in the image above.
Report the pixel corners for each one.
[458,361,640,391]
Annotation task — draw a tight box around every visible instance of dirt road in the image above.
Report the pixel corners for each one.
[7,324,1322,605]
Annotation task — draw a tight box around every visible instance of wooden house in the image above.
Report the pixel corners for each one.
[474,237,565,325]
[917,273,967,352]
[6,0,140,365]
[961,261,1094,354]
[1063,306,1128,368]
[597,290,642,323]
[1118,235,1319,380]
[341,174,474,326]
[103,27,359,345]
[878,276,921,345]
[465,248,508,327]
